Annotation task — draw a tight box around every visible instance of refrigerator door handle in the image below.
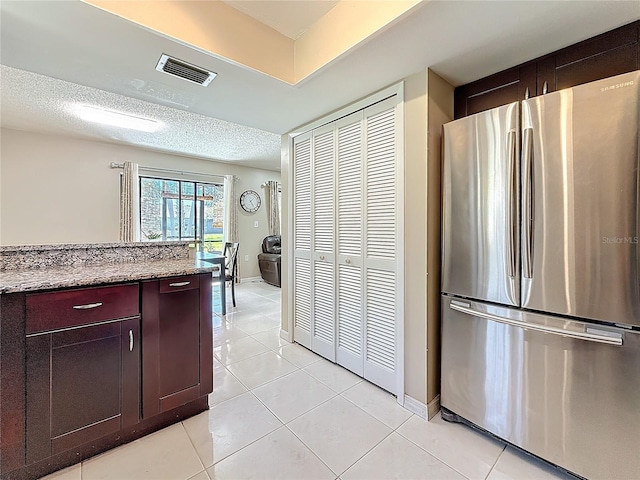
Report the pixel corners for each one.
[449,303,623,346]
[507,129,518,278]
[522,127,534,278]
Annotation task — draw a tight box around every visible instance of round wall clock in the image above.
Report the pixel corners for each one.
[240,190,261,213]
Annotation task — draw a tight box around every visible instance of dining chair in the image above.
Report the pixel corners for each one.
[223,242,239,307]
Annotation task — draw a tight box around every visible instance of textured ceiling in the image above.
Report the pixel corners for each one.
[0,66,281,171]
[222,0,339,39]
[1,1,639,173]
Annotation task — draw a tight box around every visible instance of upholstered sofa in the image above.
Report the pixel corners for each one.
[258,235,281,287]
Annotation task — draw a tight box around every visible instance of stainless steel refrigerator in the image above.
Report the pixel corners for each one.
[441,70,640,480]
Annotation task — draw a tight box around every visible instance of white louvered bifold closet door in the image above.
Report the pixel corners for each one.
[311,124,336,361]
[363,97,400,393]
[293,132,312,348]
[291,91,402,398]
[335,111,365,375]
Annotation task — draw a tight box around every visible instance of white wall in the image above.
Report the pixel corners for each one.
[0,128,280,280]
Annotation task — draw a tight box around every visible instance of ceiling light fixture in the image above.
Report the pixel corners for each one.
[75,105,160,132]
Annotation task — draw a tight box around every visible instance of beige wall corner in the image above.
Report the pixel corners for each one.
[426,69,454,404]
[294,0,422,82]
[84,0,295,83]
[403,68,428,404]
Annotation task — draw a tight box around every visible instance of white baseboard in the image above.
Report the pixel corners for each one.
[427,395,441,420]
[280,328,292,342]
[240,276,262,283]
[403,395,427,420]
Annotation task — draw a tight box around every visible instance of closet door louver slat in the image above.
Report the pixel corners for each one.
[311,126,336,360]
[294,257,312,346]
[313,131,335,253]
[365,268,396,391]
[363,101,398,394]
[336,264,363,375]
[293,133,313,348]
[294,138,311,251]
[336,114,364,375]
[366,107,396,262]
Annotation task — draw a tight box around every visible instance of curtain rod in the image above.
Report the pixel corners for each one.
[260,180,281,187]
[110,162,229,180]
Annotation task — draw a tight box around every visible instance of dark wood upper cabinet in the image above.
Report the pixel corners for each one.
[141,273,213,418]
[454,20,640,118]
[454,64,536,118]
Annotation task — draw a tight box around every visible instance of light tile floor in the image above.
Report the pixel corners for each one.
[44,280,575,480]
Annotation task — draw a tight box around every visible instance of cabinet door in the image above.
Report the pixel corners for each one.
[539,22,639,94]
[312,124,336,361]
[292,132,313,349]
[142,274,213,418]
[25,318,140,464]
[336,111,365,375]
[454,64,536,118]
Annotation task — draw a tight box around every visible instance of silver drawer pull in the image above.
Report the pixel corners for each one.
[319,255,325,261]
[345,259,351,264]
[129,330,134,352]
[73,302,103,310]
[169,281,190,287]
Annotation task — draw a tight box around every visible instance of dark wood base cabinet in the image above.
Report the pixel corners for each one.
[0,274,213,480]
[141,275,213,417]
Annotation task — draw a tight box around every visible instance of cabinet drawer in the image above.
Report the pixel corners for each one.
[26,284,139,334]
[159,275,200,293]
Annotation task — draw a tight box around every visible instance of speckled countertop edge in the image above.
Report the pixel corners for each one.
[0,258,220,294]
[0,241,192,252]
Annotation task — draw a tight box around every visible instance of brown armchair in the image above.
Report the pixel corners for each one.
[258,235,281,287]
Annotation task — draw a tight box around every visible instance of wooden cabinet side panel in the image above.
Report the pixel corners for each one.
[141,280,161,419]
[1,294,26,473]
[199,273,213,396]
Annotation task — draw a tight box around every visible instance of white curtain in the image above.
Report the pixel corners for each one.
[224,175,239,280]
[119,162,140,242]
[266,180,281,236]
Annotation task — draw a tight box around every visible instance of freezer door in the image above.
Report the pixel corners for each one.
[521,70,640,326]
[441,295,640,480]
[442,102,520,306]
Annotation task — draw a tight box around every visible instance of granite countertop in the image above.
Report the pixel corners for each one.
[0,258,221,294]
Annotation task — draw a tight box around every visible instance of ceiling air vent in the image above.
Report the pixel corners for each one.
[156,54,217,87]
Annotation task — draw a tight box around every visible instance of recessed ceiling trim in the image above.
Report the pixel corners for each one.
[156,54,217,86]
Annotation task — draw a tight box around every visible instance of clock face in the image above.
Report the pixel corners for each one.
[240,190,261,213]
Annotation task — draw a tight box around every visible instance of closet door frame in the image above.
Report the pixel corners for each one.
[286,82,404,403]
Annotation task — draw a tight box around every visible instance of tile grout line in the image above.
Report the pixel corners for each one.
[394,424,475,479]
[178,421,208,474]
[484,444,507,480]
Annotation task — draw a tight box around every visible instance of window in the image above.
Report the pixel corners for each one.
[139,177,224,252]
